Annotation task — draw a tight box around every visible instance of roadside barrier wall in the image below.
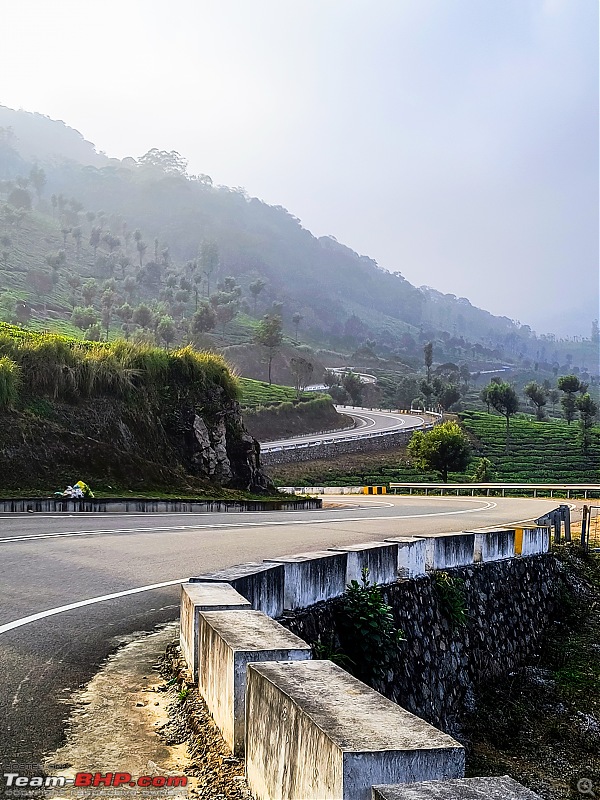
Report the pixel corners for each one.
[180,528,553,799]
[0,497,322,513]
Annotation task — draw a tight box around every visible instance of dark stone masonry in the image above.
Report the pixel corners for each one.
[279,554,563,734]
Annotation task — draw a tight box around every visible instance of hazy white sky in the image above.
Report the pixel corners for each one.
[2,0,598,336]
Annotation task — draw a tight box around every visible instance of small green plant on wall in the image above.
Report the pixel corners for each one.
[433,571,468,627]
[337,568,405,684]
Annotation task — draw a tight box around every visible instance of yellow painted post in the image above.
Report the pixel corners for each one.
[514,528,524,555]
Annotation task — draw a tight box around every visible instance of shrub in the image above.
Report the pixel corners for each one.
[0,356,20,408]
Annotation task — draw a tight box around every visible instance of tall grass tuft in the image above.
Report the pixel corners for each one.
[0,356,20,409]
[0,325,239,406]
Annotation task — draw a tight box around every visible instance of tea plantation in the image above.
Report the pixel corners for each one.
[270,410,600,487]
[460,411,600,483]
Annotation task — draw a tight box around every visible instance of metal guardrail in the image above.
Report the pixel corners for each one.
[261,407,442,454]
[389,482,600,499]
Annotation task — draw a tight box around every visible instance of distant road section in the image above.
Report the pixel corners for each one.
[260,406,426,452]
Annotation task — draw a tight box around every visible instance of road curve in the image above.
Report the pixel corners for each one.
[0,495,563,766]
[261,406,425,450]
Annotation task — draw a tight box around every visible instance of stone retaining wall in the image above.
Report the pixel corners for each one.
[261,429,415,465]
[279,554,563,732]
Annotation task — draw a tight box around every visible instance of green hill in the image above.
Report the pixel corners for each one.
[1,104,596,379]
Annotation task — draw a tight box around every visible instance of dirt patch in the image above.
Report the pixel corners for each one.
[39,625,253,800]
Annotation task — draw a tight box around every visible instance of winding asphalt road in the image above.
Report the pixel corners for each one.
[261,407,425,450]
[0,495,560,769]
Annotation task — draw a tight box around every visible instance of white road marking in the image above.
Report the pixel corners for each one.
[0,501,496,544]
[0,500,500,635]
[0,579,186,636]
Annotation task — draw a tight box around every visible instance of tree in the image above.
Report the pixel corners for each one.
[157,315,176,349]
[199,240,219,296]
[423,342,433,382]
[436,383,461,411]
[408,420,471,482]
[136,239,147,267]
[255,314,283,384]
[292,311,304,342]
[89,226,101,261]
[190,302,217,336]
[215,302,237,340]
[558,375,581,425]
[29,165,46,201]
[28,269,53,311]
[132,303,154,329]
[8,187,31,210]
[524,381,547,421]
[290,357,314,398]
[81,279,98,306]
[343,372,363,406]
[71,226,83,258]
[486,381,519,451]
[71,306,99,331]
[576,393,598,454]
[249,278,266,315]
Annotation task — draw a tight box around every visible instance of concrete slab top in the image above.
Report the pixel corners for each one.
[372,775,543,799]
[182,582,251,606]
[385,537,426,543]
[199,611,311,652]
[190,562,278,580]
[328,542,398,553]
[249,661,463,753]
[265,551,347,563]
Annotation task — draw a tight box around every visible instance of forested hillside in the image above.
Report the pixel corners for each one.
[0,105,596,383]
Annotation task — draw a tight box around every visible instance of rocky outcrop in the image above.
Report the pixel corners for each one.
[0,395,273,494]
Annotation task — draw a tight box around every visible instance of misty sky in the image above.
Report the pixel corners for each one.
[2,0,597,337]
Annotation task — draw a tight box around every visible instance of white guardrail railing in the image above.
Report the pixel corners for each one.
[260,408,443,454]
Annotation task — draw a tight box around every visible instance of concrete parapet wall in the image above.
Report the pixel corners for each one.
[279,486,365,495]
[180,582,251,682]
[264,551,348,610]
[198,611,311,756]
[385,537,427,578]
[245,660,464,800]
[189,562,285,619]
[372,775,543,799]
[515,527,550,556]
[328,542,399,586]
[425,534,475,571]
[0,497,322,513]
[471,529,515,563]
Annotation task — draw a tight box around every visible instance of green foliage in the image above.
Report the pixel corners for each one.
[408,420,471,482]
[433,571,468,627]
[524,381,547,421]
[238,377,316,408]
[337,569,405,684]
[471,456,495,482]
[255,314,283,384]
[0,355,20,408]
[485,380,519,449]
[460,411,600,484]
[0,323,238,406]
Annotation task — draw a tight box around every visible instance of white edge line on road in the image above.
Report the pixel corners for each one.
[0,500,499,634]
[0,578,186,636]
[0,501,497,544]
